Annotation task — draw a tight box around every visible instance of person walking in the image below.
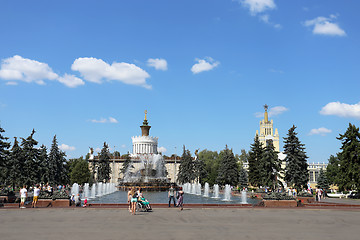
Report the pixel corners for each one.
[127,188,132,212]
[20,185,27,209]
[168,185,176,207]
[130,187,138,215]
[176,187,184,211]
[32,184,40,208]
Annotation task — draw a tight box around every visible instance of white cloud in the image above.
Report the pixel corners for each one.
[320,102,360,119]
[304,15,346,36]
[0,55,58,84]
[71,57,151,89]
[309,127,332,136]
[238,0,276,15]
[158,146,167,153]
[5,81,18,86]
[191,57,220,74]
[121,144,126,148]
[256,106,288,118]
[268,106,288,117]
[147,58,168,71]
[90,117,119,123]
[259,14,282,29]
[58,74,85,88]
[0,55,87,88]
[59,144,76,151]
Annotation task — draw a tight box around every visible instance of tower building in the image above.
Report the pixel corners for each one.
[256,105,280,152]
[132,110,158,155]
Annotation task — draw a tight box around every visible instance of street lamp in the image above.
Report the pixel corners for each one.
[174,147,177,184]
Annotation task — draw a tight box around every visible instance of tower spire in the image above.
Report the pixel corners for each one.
[264,104,269,123]
[140,110,151,136]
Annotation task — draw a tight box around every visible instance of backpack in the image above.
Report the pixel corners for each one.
[132,192,138,198]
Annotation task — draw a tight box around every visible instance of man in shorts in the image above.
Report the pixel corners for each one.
[20,185,27,209]
[32,184,40,208]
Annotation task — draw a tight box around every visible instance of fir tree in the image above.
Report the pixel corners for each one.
[194,150,207,184]
[238,167,248,189]
[260,140,281,190]
[0,125,10,183]
[216,145,240,186]
[316,169,330,191]
[38,145,48,184]
[121,152,133,175]
[177,146,195,184]
[283,125,309,192]
[326,154,340,186]
[97,142,111,182]
[6,137,23,188]
[248,135,264,187]
[337,123,360,191]
[20,129,41,186]
[48,135,67,185]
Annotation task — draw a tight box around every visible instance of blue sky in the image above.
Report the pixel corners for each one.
[0,0,359,163]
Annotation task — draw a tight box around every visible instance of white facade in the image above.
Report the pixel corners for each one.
[131,135,158,155]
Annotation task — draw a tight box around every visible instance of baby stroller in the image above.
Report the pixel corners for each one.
[136,197,152,212]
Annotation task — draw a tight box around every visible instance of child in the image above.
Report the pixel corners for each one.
[83,198,88,207]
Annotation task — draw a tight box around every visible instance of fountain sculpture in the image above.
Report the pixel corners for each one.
[119,111,170,191]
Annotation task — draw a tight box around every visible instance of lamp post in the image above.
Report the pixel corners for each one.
[174,147,177,184]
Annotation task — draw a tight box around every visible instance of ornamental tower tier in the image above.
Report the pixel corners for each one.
[132,110,158,155]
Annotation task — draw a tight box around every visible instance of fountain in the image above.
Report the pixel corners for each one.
[90,184,96,198]
[213,184,219,199]
[241,190,247,204]
[83,183,89,199]
[71,183,79,197]
[196,183,202,195]
[118,111,170,191]
[223,184,231,201]
[203,182,209,197]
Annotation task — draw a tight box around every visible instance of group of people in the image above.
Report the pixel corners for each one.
[127,187,150,215]
[126,185,184,215]
[70,194,87,207]
[168,185,184,210]
[19,184,41,208]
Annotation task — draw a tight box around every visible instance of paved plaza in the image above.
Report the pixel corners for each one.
[0,207,359,240]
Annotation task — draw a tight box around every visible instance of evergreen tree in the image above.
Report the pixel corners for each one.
[316,169,330,191]
[260,140,281,190]
[121,152,133,176]
[238,149,249,167]
[48,135,67,185]
[0,125,10,184]
[20,129,41,186]
[248,135,264,187]
[70,157,91,185]
[97,142,111,182]
[198,150,219,186]
[177,146,195,184]
[193,150,207,184]
[283,125,309,192]
[38,145,48,184]
[216,145,240,186]
[6,137,23,188]
[337,123,360,191]
[326,154,340,186]
[238,167,248,189]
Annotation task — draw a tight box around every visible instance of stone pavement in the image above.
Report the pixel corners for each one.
[1,207,359,240]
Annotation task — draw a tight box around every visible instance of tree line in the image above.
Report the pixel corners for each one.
[0,126,113,188]
[177,125,309,192]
